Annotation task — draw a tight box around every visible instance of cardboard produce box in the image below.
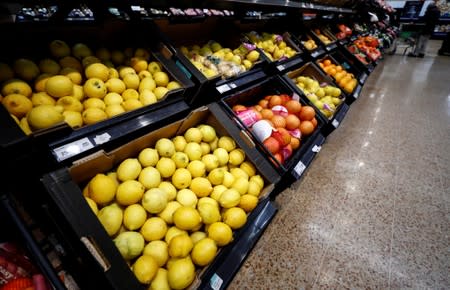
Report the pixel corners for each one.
[41,103,280,290]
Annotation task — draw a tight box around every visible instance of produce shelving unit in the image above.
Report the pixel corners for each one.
[0,0,397,289]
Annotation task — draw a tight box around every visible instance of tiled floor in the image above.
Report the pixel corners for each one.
[228,54,450,289]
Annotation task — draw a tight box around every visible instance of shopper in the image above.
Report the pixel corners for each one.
[408,0,441,57]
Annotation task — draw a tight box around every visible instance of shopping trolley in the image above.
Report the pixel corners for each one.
[395,22,425,55]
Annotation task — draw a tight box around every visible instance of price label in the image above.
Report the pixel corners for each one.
[130,5,141,11]
[216,84,231,94]
[276,64,285,71]
[312,145,322,153]
[210,273,223,290]
[229,82,237,89]
[294,161,306,177]
[332,119,340,128]
[94,133,111,145]
[354,91,359,99]
[53,137,94,161]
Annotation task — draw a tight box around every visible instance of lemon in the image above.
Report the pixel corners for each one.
[88,173,117,205]
[249,174,264,189]
[72,84,84,101]
[247,181,262,197]
[173,206,202,230]
[105,78,126,94]
[114,231,145,260]
[222,171,235,188]
[98,203,123,236]
[187,160,205,178]
[138,166,161,189]
[232,177,249,195]
[222,207,247,229]
[198,197,219,208]
[200,142,211,155]
[211,185,227,201]
[19,117,32,135]
[167,256,196,290]
[213,148,229,166]
[208,168,225,185]
[230,167,249,180]
[139,77,156,92]
[219,188,241,208]
[158,181,177,201]
[184,127,202,143]
[138,148,159,167]
[133,254,159,284]
[104,92,123,105]
[140,217,168,241]
[171,152,189,168]
[84,197,98,215]
[2,94,33,118]
[190,231,207,245]
[171,168,192,189]
[138,70,152,80]
[207,222,233,247]
[122,99,143,111]
[153,71,169,87]
[105,104,125,118]
[106,171,119,186]
[117,158,142,181]
[165,227,188,244]
[239,194,259,212]
[139,89,157,106]
[240,161,256,177]
[184,142,203,161]
[27,105,64,130]
[201,154,219,172]
[144,241,168,268]
[2,79,32,97]
[176,189,197,208]
[13,58,40,81]
[197,124,216,142]
[156,157,176,178]
[142,188,168,214]
[116,180,145,206]
[149,268,170,290]
[191,237,217,266]
[83,98,105,110]
[155,138,175,157]
[148,61,162,73]
[82,107,107,125]
[85,63,109,82]
[172,136,187,152]
[229,149,246,166]
[84,78,107,99]
[168,234,193,258]
[31,92,56,106]
[197,203,221,225]
[56,96,83,112]
[63,111,83,128]
[158,201,182,224]
[123,204,147,230]
[189,177,213,198]
[167,81,182,90]
[119,66,136,78]
[123,73,140,90]
[218,136,236,152]
[122,88,139,100]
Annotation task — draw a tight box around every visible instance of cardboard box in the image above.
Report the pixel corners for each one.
[41,104,280,290]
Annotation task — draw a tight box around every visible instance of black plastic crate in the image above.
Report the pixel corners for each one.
[220,75,325,178]
[291,31,326,59]
[309,27,339,52]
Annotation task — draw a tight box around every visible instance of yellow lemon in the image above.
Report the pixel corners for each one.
[123,204,147,230]
[149,268,170,290]
[116,180,145,206]
[187,160,205,178]
[153,87,169,100]
[105,104,125,118]
[83,98,105,110]
[158,201,182,224]
[63,110,83,128]
[165,227,188,244]
[114,231,145,260]
[167,257,195,290]
[197,203,221,225]
[156,157,176,178]
[139,77,156,93]
[222,207,247,229]
[117,158,142,181]
[210,185,227,201]
[98,203,123,236]
[122,88,139,100]
[168,234,193,258]
[153,71,169,87]
[219,188,241,208]
[144,241,169,267]
[238,194,259,212]
[123,73,140,90]
[158,182,177,201]
[139,89,157,106]
[27,105,64,130]
[172,169,192,190]
[184,127,202,143]
[191,237,217,266]
[207,222,233,246]
[138,166,161,189]
[105,78,126,94]
[228,149,246,166]
[190,231,207,245]
[176,189,197,208]
[218,136,236,152]
[132,255,159,284]
[122,99,143,111]
[189,177,213,198]
[172,206,202,230]
[142,188,168,214]
[46,75,73,98]
[140,217,167,241]
[85,63,109,81]
[84,78,107,99]
[155,138,175,157]
[184,143,202,161]
[2,79,32,97]
[84,197,98,215]
[2,94,32,118]
[138,148,159,167]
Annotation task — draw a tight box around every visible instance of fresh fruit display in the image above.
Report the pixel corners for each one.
[82,124,266,289]
[346,44,371,66]
[312,29,334,45]
[0,40,183,135]
[353,36,381,61]
[318,59,358,94]
[245,32,298,61]
[335,24,353,40]
[180,40,260,79]
[301,37,318,51]
[231,95,318,165]
[292,75,344,118]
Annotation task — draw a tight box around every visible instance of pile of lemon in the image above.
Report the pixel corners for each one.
[83,124,265,289]
[0,40,182,134]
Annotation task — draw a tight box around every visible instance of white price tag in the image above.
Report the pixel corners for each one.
[130,5,141,11]
[53,138,94,161]
[354,91,359,99]
[216,84,231,94]
[229,82,237,89]
[332,119,340,128]
[312,145,322,153]
[292,93,300,101]
[210,273,223,290]
[277,64,285,71]
[294,161,306,177]
[93,133,111,145]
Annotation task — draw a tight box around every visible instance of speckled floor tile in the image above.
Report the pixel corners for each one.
[228,55,450,290]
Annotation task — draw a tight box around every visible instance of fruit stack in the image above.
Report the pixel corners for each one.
[231,95,318,166]
[311,28,335,46]
[0,40,183,134]
[291,75,344,118]
[300,36,319,51]
[335,24,353,40]
[82,124,266,289]
[180,40,260,79]
[245,32,298,62]
[318,59,358,94]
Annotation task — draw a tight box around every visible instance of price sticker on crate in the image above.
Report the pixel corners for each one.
[294,161,306,178]
[53,137,94,162]
[210,273,223,290]
[332,119,340,128]
[216,84,231,94]
[276,64,285,71]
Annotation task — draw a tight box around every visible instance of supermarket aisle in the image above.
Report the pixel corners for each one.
[228,54,450,289]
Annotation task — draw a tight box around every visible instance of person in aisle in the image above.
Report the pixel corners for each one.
[408,0,441,57]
